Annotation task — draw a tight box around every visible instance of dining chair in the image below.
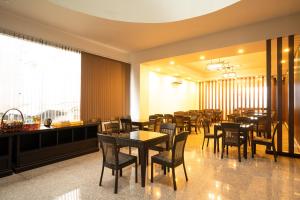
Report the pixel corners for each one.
[149,123,176,152]
[251,122,278,162]
[202,118,222,151]
[163,114,174,123]
[221,122,247,162]
[254,116,268,137]
[189,114,199,134]
[98,134,138,194]
[235,116,252,145]
[174,115,185,133]
[151,131,189,191]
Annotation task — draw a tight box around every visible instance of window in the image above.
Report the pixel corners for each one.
[0,33,81,123]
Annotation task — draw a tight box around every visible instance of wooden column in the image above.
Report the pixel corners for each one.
[277,37,283,151]
[266,39,272,138]
[288,35,294,154]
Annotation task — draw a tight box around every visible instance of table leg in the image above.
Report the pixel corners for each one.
[140,145,147,187]
[244,131,247,159]
[214,126,217,153]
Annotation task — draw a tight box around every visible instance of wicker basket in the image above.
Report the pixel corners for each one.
[0,108,24,133]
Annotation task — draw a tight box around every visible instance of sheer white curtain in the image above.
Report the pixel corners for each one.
[0,33,81,122]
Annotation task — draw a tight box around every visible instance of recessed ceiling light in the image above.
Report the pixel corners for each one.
[283,48,290,53]
[197,80,200,82]
[187,77,191,80]
[237,49,244,54]
[156,68,161,72]
[200,56,205,60]
[281,60,286,64]
[174,73,179,76]
[169,61,175,65]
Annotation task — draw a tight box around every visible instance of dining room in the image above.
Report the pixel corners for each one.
[0,1,300,200]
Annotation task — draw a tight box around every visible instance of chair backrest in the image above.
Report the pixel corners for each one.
[149,115,158,121]
[120,118,132,133]
[160,123,176,148]
[202,118,210,135]
[104,120,120,134]
[98,134,118,165]
[227,114,237,122]
[172,131,189,163]
[164,114,174,123]
[155,114,164,118]
[257,116,268,133]
[174,115,185,127]
[221,123,241,146]
[235,116,251,124]
[154,117,163,132]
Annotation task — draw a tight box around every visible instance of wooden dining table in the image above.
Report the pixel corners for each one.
[213,123,253,158]
[114,130,169,187]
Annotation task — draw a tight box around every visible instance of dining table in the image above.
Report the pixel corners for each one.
[132,121,149,130]
[213,123,253,158]
[114,130,169,187]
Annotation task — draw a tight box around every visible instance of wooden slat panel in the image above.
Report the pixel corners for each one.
[277,37,283,150]
[266,39,272,138]
[81,52,130,121]
[288,35,294,154]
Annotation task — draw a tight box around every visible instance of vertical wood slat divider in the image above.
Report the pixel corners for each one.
[277,37,283,150]
[288,35,294,154]
[266,39,272,137]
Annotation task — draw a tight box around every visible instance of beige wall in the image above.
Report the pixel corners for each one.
[140,66,199,120]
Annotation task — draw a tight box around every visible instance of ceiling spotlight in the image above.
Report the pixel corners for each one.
[187,77,191,80]
[237,49,244,54]
[283,48,290,53]
[200,56,205,60]
[156,68,161,72]
[169,61,175,65]
[281,60,286,64]
[223,72,237,78]
[174,73,179,76]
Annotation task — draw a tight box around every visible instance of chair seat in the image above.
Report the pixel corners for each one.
[252,137,272,145]
[150,143,167,152]
[152,151,173,165]
[106,152,137,168]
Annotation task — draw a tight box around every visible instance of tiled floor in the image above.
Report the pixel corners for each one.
[0,132,300,200]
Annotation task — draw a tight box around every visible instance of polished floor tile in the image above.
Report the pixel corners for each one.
[0,133,300,200]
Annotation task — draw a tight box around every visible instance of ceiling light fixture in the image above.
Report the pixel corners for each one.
[283,48,290,53]
[238,49,244,54]
[223,71,236,78]
[281,60,286,64]
[169,61,175,65]
[207,63,224,71]
[156,68,161,72]
[200,56,205,60]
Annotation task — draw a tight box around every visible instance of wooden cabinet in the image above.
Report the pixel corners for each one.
[12,123,99,173]
[0,134,13,177]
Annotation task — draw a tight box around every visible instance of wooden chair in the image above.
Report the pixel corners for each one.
[251,122,278,162]
[235,116,252,145]
[221,123,247,162]
[189,114,199,134]
[164,114,174,123]
[202,118,222,151]
[98,134,138,194]
[151,131,189,191]
[174,115,185,133]
[149,123,176,152]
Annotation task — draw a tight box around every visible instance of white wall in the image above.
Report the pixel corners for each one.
[139,66,199,120]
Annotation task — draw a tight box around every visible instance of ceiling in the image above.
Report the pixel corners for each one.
[50,0,239,23]
[142,39,296,82]
[0,0,300,52]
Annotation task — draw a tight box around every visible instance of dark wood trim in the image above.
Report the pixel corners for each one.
[277,37,283,151]
[288,35,295,154]
[266,39,272,136]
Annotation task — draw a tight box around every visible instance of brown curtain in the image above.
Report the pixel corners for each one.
[81,52,130,121]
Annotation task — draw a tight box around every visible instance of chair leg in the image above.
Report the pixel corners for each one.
[129,146,132,155]
[272,143,277,162]
[120,168,122,177]
[163,166,166,175]
[112,169,114,176]
[202,137,205,149]
[151,161,154,183]
[135,161,138,183]
[226,145,229,155]
[221,141,224,159]
[251,143,254,158]
[114,169,118,194]
[238,146,241,162]
[99,163,104,186]
[217,138,220,152]
[171,167,177,191]
[207,138,209,147]
[183,161,188,181]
